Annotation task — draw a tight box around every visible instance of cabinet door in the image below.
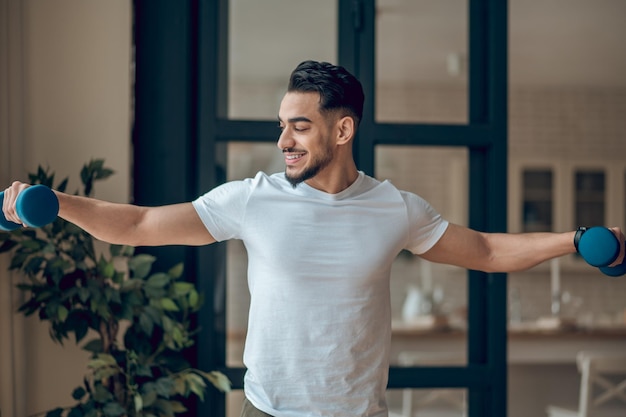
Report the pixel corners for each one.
[522,169,554,232]
[574,170,605,227]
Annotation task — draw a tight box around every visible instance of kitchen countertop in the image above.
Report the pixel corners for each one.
[392,317,626,337]
[390,318,626,365]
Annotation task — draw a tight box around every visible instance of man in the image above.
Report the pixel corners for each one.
[3,60,624,417]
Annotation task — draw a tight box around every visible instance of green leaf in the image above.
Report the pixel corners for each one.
[109,244,123,257]
[136,364,153,377]
[172,282,194,296]
[17,298,39,316]
[141,388,157,407]
[121,245,135,257]
[45,257,70,284]
[201,370,232,393]
[173,376,187,396]
[143,305,162,324]
[57,305,69,321]
[15,282,34,290]
[134,393,143,411]
[35,290,55,303]
[89,353,118,368]
[112,271,125,285]
[155,377,176,397]
[21,239,43,250]
[57,177,69,193]
[72,316,89,343]
[160,298,179,312]
[68,407,84,417]
[82,338,103,353]
[72,386,87,400]
[97,255,115,278]
[139,312,154,335]
[102,402,125,417]
[91,159,105,171]
[169,401,187,413]
[104,287,121,304]
[78,287,90,303]
[23,256,45,275]
[96,168,115,180]
[168,263,184,279]
[144,285,166,299]
[69,244,86,262]
[171,326,185,347]
[96,301,111,321]
[45,408,64,417]
[93,383,114,402]
[42,242,56,254]
[128,254,156,279]
[161,316,173,332]
[64,222,84,235]
[188,289,200,309]
[121,278,142,291]
[185,373,207,401]
[146,273,170,288]
[9,252,28,270]
[0,239,18,253]
[22,229,37,238]
[102,262,115,279]
[111,289,121,304]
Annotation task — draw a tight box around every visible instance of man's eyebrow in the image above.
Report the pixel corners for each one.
[277,116,312,124]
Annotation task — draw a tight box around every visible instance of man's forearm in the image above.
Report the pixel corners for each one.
[481,231,577,272]
[55,191,146,246]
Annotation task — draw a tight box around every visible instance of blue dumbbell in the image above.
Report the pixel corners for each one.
[0,185,59,231]
[577,226,626,277]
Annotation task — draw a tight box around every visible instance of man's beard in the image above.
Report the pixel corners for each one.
[284,146,333,188]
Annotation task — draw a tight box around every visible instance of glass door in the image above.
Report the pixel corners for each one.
[192,2,508,417]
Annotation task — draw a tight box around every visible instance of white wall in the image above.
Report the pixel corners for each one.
[0,1,131,415]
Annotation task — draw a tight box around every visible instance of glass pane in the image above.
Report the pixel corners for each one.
[522,169,553,232]
[376,146,469,366]
[574,170,605,227]
[387,388,468,417]
[228,0,337,120]
[509,1,626,163]
[376,0,468,124]
[226,142,282,367]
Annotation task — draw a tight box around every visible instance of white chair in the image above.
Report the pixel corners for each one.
[546,351,626,417]
[389,351,467,417]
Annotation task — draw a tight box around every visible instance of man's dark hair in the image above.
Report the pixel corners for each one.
[287,60,365,127]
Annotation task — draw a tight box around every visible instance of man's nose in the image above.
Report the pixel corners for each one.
[277,128,295,150]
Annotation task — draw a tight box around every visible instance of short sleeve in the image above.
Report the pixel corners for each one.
[192,178,254,242]
[401,191,449,255]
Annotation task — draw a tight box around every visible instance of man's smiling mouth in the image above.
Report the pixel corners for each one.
[283,150,306,165]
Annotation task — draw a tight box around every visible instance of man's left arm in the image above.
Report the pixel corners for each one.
[420,223,625,273]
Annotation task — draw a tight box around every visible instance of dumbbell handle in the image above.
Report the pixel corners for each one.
[0,185,59,231]
[576,226,626,277]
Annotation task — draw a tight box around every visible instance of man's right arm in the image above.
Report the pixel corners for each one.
[3,182,216,247]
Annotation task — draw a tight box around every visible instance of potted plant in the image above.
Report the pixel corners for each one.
[0,159,229,417]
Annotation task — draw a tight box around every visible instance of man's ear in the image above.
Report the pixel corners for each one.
[335,116,355,145]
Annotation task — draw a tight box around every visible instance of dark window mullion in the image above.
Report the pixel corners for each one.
[373,123,493,147]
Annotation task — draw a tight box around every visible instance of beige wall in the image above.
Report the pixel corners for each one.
[0,1,131,415]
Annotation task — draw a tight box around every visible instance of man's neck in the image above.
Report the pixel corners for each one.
[305,162,359,194]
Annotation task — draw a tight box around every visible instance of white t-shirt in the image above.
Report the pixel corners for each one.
[193,171,449,417]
